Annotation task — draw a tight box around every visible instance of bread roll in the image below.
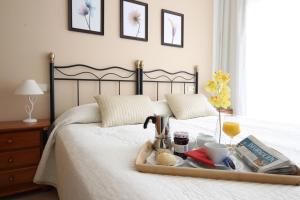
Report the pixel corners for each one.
[156,152,177,166]
[155,149,172,158]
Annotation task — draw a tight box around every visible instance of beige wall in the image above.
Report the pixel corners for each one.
[0,0,213,121]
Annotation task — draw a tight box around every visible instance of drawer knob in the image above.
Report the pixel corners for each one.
[7,139,13,144]
[8,157,14,163]
[8,176,14,183]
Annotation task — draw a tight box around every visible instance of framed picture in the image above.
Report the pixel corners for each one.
[161,9,184,48]
[120,0,148,41]
[69,0,104,35]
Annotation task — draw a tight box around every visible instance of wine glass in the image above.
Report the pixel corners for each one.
[222,122,241,153]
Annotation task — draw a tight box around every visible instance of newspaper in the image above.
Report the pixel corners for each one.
[235,135,298,174]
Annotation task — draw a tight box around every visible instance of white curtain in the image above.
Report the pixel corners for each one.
[245,0,300,125]
[212,0,247,115]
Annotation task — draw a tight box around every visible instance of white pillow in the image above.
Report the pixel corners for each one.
[54,103,101,125]
[153,100,173,117]
[165,94,218,120]
[94,95,154,127]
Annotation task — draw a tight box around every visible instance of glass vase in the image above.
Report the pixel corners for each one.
[215,109,222,144]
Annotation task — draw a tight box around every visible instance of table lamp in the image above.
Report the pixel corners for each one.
[14,80,44,123]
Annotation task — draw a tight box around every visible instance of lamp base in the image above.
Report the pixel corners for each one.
[23,118,38,123]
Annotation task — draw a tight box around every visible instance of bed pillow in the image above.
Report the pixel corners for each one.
[54,103,101,125]
[165,94,218,120]
[94,95,154,127]
[153,100,173,117]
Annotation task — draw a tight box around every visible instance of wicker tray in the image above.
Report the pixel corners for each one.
[135,141,300,185]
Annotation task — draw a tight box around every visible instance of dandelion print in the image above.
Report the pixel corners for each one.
[78,0,95,30]
[129,10,141,37]
[168,18,177,44]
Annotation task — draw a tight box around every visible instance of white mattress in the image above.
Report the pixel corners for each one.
[34,115,300,200]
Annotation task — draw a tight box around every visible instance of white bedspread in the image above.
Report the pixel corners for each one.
[34,115,300,200]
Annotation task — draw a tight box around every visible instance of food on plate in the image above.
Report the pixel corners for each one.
[156,152,177,166]
[155,148,172,157]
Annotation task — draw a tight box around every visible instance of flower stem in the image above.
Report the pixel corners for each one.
[136,23,141,37]
[85,16,90,30]
[218,108,222,143]
[89,12,91,30]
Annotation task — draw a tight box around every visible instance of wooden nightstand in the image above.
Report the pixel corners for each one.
[0,119,50,197]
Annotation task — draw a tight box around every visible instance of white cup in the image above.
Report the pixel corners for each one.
[204,142,229,164]
[196,133,216,148]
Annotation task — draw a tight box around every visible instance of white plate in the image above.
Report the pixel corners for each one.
[187,155,246,171]
[187,158,230,170]
[146,152,185,167]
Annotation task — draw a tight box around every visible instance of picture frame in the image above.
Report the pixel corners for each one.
[68,0,104,35]
[120,0,148,41]
[161,9,184,48]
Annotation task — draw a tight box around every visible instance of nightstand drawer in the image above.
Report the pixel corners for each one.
[0,148,40,170]
[0,131,40,151]
[0,167,36,188]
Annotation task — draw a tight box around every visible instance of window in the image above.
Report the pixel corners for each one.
[245,0,300,124]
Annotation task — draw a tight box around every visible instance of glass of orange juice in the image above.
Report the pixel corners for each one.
[222,121,241,153]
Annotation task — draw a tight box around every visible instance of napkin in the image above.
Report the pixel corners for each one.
[185,148,215,167]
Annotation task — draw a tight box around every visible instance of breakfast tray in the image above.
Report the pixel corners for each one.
[135,141,300,185]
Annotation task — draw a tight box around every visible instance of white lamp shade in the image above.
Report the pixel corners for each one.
[14,80,44,95]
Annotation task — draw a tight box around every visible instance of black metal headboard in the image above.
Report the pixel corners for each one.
[141,66,198,100]
[49,53,198,123]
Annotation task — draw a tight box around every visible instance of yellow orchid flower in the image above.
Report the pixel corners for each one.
[213,70,223,82]
[209,96,222,108]
[205,69,231,109]
[213,70,230,84]
[220,73,230,83]
[222,85,231,92]
[205,69,232,143]
[205,80,217,93]
[219,91,230,100]
[221,99,231,109]
[219,86,231,99]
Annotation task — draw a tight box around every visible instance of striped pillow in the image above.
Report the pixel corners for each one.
[165,94,218,120]
[94,95,154,127]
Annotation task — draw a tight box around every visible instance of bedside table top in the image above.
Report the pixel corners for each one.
[0,119,51,133]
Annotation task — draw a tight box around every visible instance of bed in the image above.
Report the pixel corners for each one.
[34,53,300,200]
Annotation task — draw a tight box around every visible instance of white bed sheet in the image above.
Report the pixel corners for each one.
[35,116,300,200]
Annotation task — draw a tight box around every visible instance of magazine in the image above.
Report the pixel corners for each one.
[235,135,298,175]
